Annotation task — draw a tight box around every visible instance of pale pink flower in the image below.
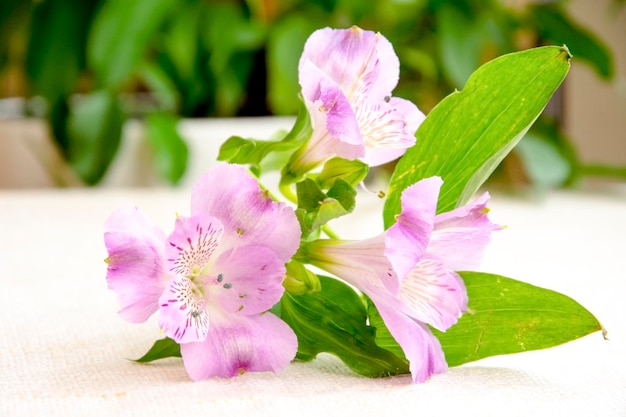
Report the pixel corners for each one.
[289,26,424,176]
[105,164,300,379]
[303,177,501,382]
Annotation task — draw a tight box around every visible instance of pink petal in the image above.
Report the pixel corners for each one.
[367,33,401,101]
[297,60,365,161]
[305,236,399,294]
[211,246,286,315]
[295,96,365,165]
[430,192,502,271]
[299,27,385,97]
[385,177,441,282]
[375,301,448,383]
[165,214,223,276]
[389,96,425,137]
[158,276,209,344]
[398,257,468,331]
[180,312,297,380]
[318,75,363,147]
[104,206,169,323]
[191,164,300,262]
[356,99,419,166]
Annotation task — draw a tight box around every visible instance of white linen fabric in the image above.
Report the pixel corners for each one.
[1,184,625,417]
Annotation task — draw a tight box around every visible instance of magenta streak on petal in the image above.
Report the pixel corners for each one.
[158,276,210,344]
[169,221,221,276]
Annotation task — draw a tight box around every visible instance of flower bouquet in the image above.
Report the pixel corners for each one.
[104,26,603,383]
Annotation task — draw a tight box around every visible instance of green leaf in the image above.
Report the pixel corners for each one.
[384,46,571,227]
[217,97,312,169]
[133,337,181,363]
[366,299,405,360]
[366,272,603,369]
[66,90,125,185]
[435,272,604,367]
[144,112,189,185]
[88,0,177,87]
[530,3,614,80]
[316,158,370,189]
[296,178,356,238]
[280,276,409,377]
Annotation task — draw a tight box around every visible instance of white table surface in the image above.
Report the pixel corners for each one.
[1,179,625,417]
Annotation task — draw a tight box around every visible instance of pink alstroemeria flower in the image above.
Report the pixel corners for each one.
[290,26,425,175]
[303,177,501,383]
[104,164,300,380]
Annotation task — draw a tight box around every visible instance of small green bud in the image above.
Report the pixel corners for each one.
[283,261,322,295]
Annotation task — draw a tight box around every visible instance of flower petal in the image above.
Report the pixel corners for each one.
[357,98,421,166]
[180,312,297,380]
[158,276,209,344]
[297,60,365,161]
[366,33,401,101]
[299,27,385,98]
[430,192,501,271]
[165,214,223,276]
[389,96,425,135]
[191,164,300,262]
[385,177,441,282]
[305,236,399,294]
[104,206,169,323]
[211,246,286,315]
[375,301,448,383]
[318,75,363,147]
[398,257,468,331]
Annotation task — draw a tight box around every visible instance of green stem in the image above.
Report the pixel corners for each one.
[279,180,298,204]
[322,225,340,240]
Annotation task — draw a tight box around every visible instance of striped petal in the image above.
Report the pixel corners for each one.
[191,164,300,263]
[165,214,223,277]
[158,276,209,344]
[398,257,468,331]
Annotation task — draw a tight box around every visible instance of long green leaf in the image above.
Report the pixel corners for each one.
[384,46,570,227]
[280,276,409,378]
[367,272,602,369]
[435,272,603,366]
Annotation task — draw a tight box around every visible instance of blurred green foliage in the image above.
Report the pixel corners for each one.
[0,0,618,186]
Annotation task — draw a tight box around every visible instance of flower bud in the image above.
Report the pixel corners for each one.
[283,261,322,295]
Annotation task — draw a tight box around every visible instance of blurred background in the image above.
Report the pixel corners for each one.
[0,0,624,189]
